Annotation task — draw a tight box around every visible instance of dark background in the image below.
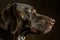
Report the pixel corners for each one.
[0,0,60,40]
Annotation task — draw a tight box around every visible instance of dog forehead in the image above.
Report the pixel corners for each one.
[15,3,33,11]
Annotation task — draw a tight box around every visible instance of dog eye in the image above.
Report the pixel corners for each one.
[28,9,32,13]
[24,7,31,12]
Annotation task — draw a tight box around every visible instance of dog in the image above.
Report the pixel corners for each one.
[0,3,55,40]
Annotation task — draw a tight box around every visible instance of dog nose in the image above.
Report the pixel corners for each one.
[47,19,55,26]
[51,19,55,25]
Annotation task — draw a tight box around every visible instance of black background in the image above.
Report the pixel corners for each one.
[0,0,60,40]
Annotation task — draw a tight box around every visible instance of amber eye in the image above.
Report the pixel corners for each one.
[24,7,32,13]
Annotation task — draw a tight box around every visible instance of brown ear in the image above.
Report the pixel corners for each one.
[0,4,18,34]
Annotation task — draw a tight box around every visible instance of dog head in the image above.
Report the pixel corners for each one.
[14,3,55,34]
[0,3,55,36]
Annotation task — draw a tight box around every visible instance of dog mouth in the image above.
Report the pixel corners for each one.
[19,18,55,36]
[30,19,55,34]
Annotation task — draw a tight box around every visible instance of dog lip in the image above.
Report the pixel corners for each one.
[44,26,53,33]
[30,27,38,33]
[43,22,55,33]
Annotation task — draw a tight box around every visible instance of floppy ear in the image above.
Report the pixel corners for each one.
[1,4,18,34]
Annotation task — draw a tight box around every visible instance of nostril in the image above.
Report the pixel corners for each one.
[51,19,55,25]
